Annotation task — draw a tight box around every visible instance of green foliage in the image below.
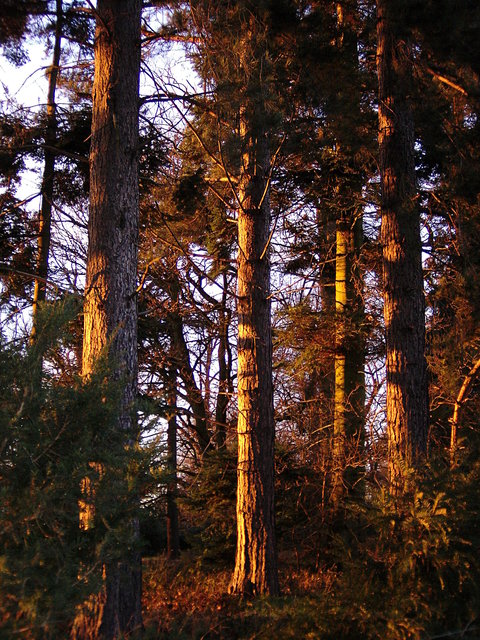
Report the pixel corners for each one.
[181,447,237,564]
[0,297,145,638]
[172,443,480,638]
[322,464,480,640]
[136,437,480,640]
[274,441,327,562]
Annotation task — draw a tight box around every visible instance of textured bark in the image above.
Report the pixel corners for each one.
[230,102,279,596]
[81,0,142,636]
[333,221,349,494]
[31,0,62,343]
[377,0,428,494]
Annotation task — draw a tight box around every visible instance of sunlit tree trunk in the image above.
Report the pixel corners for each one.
[81,0,142,636]
[31,0,62,343]
[331,2,366,506]
[377,0,428,494]
[316,205,336,430]
[450,355,480,465]
[333,220,349,502]
[230,98,279,596]
[332,216,364,498]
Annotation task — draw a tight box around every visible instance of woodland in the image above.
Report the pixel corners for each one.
[1,0,480,638]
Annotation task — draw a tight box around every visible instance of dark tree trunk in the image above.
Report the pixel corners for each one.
[215,274,231,448]
[169,310,212,454]
[377,0,428,494]
[166,360,180,559]
[81,0,142,636]
[31,0,62,343]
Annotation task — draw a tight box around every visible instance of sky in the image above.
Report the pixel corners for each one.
[1,40,51,205]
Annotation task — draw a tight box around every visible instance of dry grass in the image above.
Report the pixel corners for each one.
[141,554,335,640]
[142,555,237,638]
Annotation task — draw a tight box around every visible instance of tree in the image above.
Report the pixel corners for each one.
[230,94,279,595]
[0,298,111,639]
[31,0,63,344]
[0,0,48,57]
[80,0,143,636]
[172,0,284,595]
[330,1,367,506]
[166,356,180,558]
[377,0,428,493]
[215,5,280,597]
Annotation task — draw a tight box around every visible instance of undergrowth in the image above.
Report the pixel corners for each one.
[142,460,480,640]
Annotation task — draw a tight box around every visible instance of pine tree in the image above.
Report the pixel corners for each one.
[331,0,367,506]
[31,0,63,345]
[80,0,143,635]
[166,357,180,558]
[377,0,428,493]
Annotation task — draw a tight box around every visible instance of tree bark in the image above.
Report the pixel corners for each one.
[332,216,365,503]
[450,354,480,465]
[377,0,428,494]
[31,0,62,343]
[331,2,366,506]
[230,100,279,596]
[81,0,142,636]
[316,205,336,433]
[333,220,350,502]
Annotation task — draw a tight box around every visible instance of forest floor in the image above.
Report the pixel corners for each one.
[141,552,480,640]
[141,555,334,639]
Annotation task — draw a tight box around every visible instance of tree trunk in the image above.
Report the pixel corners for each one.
[169,310,212,454]
[81,0,142,636]
[31,0,62,343]
[332,215,365,501]
[331,2,366,506]
[230,102,279,596]
[377,0,428,494]
[333,219,350,502]
[166,360,180,559]
[215,274,231,448]
[316,205,336,434]
[450,354,480,465]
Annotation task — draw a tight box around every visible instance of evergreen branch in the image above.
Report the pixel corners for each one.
[205,180,235,211]
[259,134,286,261]
[215,123,242,213]
[450,353,480,465]
[426,67,468,96]
[0,264,67,293]
[0,192,41,214]
[141,28,200,45]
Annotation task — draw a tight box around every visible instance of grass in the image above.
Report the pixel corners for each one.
[141,551,480,640]
[141,555,336,640]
